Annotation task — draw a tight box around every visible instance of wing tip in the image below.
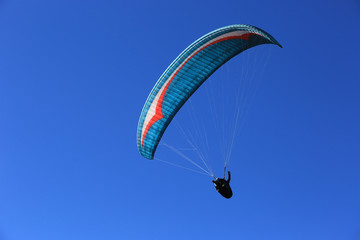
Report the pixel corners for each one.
[231,24,282,48]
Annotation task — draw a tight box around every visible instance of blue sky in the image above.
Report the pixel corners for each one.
[1,0,360,239]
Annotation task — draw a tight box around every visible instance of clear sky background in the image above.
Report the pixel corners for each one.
[1,0,360,239]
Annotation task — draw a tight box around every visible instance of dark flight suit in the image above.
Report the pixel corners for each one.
[212,171,233,199]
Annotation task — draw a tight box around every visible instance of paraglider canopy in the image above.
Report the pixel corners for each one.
[137,24,282,160]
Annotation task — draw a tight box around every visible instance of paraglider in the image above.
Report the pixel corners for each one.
[136,24,281,198]
[213,171,233,199]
